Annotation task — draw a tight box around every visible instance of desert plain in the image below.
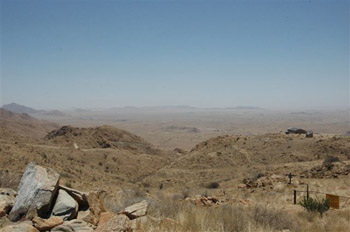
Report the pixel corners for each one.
[0,103,349,231]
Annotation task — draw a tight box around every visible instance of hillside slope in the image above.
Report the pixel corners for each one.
[0,109,59,139]
[0,123,177,193]
[144,133,350,189]
[45,125,164,155]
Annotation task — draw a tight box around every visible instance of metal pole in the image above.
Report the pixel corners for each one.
[294,190,297,204]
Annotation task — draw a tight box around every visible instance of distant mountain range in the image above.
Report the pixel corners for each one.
[108,105,265,111]
[224,106,265,110]
[1,103,65,116]
[2,103,265,115]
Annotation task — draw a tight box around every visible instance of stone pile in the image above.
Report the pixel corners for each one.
[0,163,149,232]
[301,163,350,179]
[185,195,221,206]
[240,174,286,189]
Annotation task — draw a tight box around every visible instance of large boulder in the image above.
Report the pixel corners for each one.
[0,221,39,232]
[82,190,107,226]
[130,215,151,230]
[0,188,16,218]
[8,163,60,221]
[95,214,131,232]
[32,216,63,231]
[51,219,94,232]
[59,186,89,209]
[51,189,79,220]
[95,211,115,229]
[119,200,148,219]
[77,210,90,220]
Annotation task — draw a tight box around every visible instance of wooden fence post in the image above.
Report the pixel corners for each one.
[294,190,297,204]
[307,184,309,200]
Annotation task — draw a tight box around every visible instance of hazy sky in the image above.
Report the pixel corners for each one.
[1,0,349,109]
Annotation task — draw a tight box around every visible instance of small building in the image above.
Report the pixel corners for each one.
[306,131,313,138]
[285,127,307,134]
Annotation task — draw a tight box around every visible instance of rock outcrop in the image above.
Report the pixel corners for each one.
[0,221,39,232]
[59,186,89,209]
[95,211,115,227]
[0,164,148,232]
[32,216,63,231]
[0,188,16,218]
[119,200,148,220]
[8,163,60,221]
[95,214,131,232]
[82,190,107,226]
[185,195,220,206]
[51,190,79,220]
[51,219,94,232]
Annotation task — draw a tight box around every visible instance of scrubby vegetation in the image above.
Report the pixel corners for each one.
[300,196,330,217]
[205,182,220,189]
[322,155,340,170]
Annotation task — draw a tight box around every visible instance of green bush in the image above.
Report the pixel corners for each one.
[300,196,330,217]
[65,182,73,188]
[205,182,220,189]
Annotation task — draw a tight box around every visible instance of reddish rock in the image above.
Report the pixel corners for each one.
[32,216,63,231]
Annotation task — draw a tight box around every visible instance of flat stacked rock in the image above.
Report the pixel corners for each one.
[0,163,149,231]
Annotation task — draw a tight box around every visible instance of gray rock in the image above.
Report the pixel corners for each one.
[59,185,89,209]
[51,219,94,232]
[51,189,78,220]
[0,188,16,218]
[8,163,60,222]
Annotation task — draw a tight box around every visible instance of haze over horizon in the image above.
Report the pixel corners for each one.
[1,0,349,110]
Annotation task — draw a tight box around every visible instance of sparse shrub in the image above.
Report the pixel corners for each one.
[252,205,297,231]
[220,205,249,232]
[40,153,47,159]
[142,182,150,188]
[159,183,163,190]
[251,172,265,181]
[323,155,340,168]
[65,182,73,188]
[149,192,189,219]
[98,161,103,166]
[201,191,209,197]
[300,196,330,217]
[61,172,73,179]
[205,182,220,189]
[181,189,190,199]
[105,188,148,213]
[324,163,333,170]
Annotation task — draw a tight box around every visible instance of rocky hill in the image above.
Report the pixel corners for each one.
[0,123,177,194]
[144,133,350,189]
[45,125,163,155]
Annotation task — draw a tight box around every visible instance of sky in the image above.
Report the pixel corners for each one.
[0,0,349,110]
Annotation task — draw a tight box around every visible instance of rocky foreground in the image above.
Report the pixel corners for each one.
[0,163,148,232]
